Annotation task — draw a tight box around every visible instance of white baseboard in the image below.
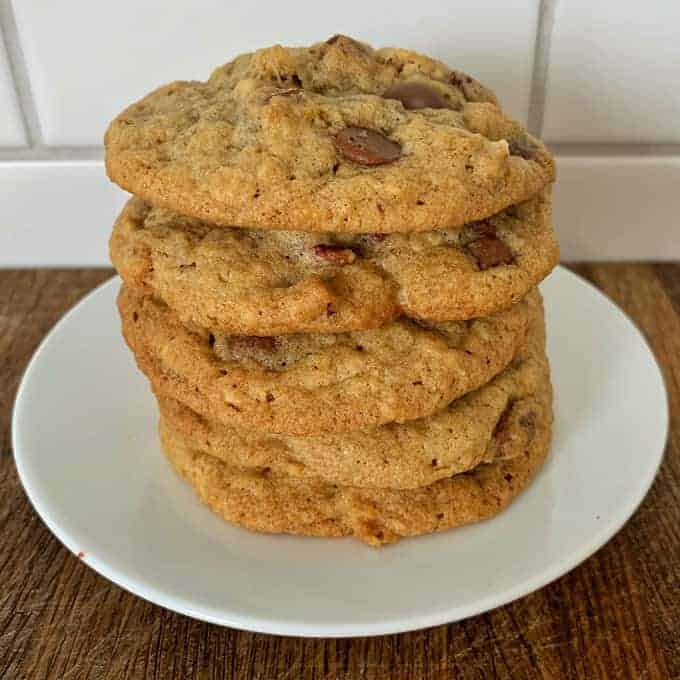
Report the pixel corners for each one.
[0,156,678,267]
[553,156,680,261]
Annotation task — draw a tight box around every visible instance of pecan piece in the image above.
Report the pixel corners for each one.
[313,243,358,265]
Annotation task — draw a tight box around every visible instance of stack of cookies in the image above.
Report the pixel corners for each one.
[105,36,558,546]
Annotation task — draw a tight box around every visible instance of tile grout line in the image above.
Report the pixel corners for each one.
[0,0,44,147]
[527,0,557,136]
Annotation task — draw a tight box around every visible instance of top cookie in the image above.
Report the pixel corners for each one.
[105,35,555,233]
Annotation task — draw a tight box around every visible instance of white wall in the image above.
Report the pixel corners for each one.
[0,0,678,265]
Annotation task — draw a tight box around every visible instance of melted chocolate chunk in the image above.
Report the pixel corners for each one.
[383,82,456,110]
[334,127,402,166]
[466,236,514,270]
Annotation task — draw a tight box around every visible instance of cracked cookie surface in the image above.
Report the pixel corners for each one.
[118,286,537,435]
[105,36,554,233]
[157,302,548,489]
[159,369,551,545]
[111,191,557,334]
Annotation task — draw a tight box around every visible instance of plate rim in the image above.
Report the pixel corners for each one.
[11,265,669,637]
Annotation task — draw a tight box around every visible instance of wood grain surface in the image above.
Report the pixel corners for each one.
[0,265,678,680]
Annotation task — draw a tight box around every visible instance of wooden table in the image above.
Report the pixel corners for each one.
[1,265,678,680]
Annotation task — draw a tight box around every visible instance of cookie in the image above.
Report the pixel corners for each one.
[118,285,536,435]
[111,191,557,335]
[157,306,548,489]
[105,36,555,234]
[159,375,552,545]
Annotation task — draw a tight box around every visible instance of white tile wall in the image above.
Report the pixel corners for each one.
[544,1,680,143]
[0,31,26,147]
[13,0,539,146]
[0,1,678,265]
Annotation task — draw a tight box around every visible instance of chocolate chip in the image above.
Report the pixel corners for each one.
[334,127,401,166]
[383,82,455,110]
[326,34,346,44]
[466,236,514,270]
[508,136,537,160]
[460,220,511,268]
[312,243,358,265]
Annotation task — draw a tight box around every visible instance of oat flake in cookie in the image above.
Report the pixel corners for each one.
[105,35,555,233]
[111,191,558,335]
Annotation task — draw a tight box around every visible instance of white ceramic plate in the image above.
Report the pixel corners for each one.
[13,266,668,637]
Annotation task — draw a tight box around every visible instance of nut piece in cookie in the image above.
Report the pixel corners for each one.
[312,244,358,265]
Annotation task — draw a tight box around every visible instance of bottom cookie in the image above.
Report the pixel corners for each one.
[158,387,552,546]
